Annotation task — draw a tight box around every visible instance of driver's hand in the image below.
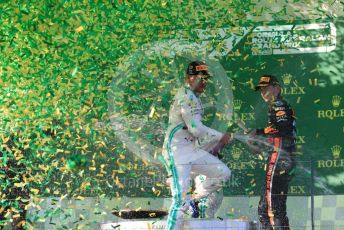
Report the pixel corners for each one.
[220,133,233,145]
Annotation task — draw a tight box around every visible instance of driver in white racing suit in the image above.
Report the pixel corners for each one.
[162,61,232,230]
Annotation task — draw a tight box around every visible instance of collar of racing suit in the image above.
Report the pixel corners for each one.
[184,84,201,98]
[268,95,283,108]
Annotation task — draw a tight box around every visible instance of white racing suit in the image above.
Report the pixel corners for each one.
[162,87,231,230]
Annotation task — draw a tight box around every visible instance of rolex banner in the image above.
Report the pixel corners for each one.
[108,19,343,198]
[221,20,343,196]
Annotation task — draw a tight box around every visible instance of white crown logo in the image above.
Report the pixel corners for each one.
[332,95,341,108]
[281,73,293,85]
[233,99,243,111]
[232,146,242,160]
[331,145,341,159]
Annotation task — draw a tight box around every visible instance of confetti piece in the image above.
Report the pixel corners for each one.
[154,190,161,196]
[310,68,318,73]
[147,223,152,230]
[149,107,156,118]
[12,214,21,218]
[30,188,39,194]
[111,224,120,229]
[227,213,235,217]
[60,194,68,201]
[149,212,156,217]
[191,120,196,128]
[75,26,84,32]
[71,67,78,76]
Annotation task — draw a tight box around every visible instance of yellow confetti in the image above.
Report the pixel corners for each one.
[142,160,149,166]
[154,190,161,196]
[147,223,152,230]
[60,194,68,201]
[115,176,124,188]
[243,54,249,61]
[2,136,9,143]
[76,196,85,200]
[75,26,84,32]
[14,182,26,188]
[149,212,156,217]
[30,188,39,194]
[15,155,24,160]
[314,99,320,103]
[149,106,155,118]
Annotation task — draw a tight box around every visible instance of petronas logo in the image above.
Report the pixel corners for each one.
[331,145,342,159]
[232,146,242,160]
[332,95,342,108]
[233,99,243,111]
[281,73,292,85]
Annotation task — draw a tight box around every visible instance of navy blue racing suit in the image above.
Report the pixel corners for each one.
[255,96,296,230]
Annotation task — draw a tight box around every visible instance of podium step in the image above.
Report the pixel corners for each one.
[100,219,257,229]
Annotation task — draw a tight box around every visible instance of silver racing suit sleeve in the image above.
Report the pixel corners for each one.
[179,90,224,143]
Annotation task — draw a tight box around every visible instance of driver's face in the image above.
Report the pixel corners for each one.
[260,85,277,102]
[189,74,209,93]
[260,86,270,102]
